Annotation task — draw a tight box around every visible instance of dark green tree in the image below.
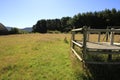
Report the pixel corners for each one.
[9,28,20,34]
[61,17,71,32]
[33,19,47,33]
[33,8,120,32]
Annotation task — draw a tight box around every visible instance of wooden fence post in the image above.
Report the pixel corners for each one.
[98,32,101,42]
[71,31,75,49]
[106,31,109,42]
[87,27,90,41]
[110,28,114,45]
[108,28,114,61]
[83,26,87,60]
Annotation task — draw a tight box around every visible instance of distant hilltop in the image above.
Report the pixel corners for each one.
[6,26,32,32]
[0,22,33,35]
[21,27,32,32]
[0,23,8,35]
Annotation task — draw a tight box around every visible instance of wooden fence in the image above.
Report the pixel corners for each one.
[71,26,120,64]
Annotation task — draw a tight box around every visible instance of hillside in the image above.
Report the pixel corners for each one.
[22,27,32,32]
[6,27,32,32]
[0,23,8,35]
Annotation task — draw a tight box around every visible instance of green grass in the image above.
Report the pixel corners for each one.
[0,33,83,80]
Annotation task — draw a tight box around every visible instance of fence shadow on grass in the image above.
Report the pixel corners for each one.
[84,54,120,80]
[71,52,120,80]
[71,52,89,80]
[85,63,120,80]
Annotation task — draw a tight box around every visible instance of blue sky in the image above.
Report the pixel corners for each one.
[0,0,120,28]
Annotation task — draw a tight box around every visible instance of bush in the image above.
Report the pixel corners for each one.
[9,28,20,34]
[9,28,29,34]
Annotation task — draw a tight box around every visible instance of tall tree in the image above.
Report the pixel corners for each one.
[33,19,47,33]
[61,17,71,32]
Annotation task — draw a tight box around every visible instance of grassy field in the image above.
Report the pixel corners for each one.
[0,33,84,80]
[1,33,120,80]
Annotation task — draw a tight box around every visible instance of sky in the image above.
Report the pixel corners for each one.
[0,0,120,28]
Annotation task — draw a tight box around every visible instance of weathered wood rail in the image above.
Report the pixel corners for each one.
[71,26,120,64]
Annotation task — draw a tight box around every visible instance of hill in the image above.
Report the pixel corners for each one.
[0,23,8,35]
[6,26,12,31]
[22,27,32,32]
[6,27,32,32]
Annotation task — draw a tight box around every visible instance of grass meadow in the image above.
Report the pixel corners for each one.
[1,33,120,80]
[0,34,84,80]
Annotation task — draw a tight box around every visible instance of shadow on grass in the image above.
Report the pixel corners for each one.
[70,52,89,80]
[71,52,120,80]
[85,54,120,80]
[85,63,120,80]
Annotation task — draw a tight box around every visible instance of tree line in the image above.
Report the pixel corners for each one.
[33,8,120,33]
[32,17,71,33]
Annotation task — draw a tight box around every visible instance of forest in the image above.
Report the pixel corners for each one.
[33,8,120,33]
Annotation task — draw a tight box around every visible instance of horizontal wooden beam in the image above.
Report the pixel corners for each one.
[88,29,120,33]
[72,28,83,32]
[72,27,120,33]
[71,48,83,62]
[72,40,83,47]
